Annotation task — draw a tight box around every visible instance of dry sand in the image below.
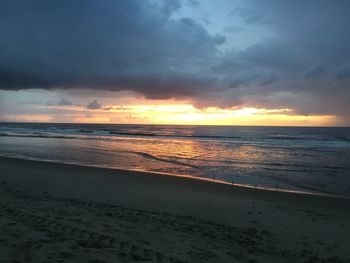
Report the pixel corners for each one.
[0,156,349,263]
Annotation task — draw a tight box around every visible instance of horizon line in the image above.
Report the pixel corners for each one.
[1,120,349,128]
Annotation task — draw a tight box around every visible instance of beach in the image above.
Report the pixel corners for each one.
[0,156,349,262]
[1,0,350,262]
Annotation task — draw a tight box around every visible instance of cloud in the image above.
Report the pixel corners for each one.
[102,107,113,111]
[57,98,73,106]
[0,0,221,97]
[336,66,350,80]
[228,6,265,25]
[0,0,350,120]
[86,100,101,110]
[304,66,325,79]
[203,0,350,116]
[187,0,199,7]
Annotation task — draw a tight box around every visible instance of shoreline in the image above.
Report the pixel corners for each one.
[0,155,346,200]
[1,156,350,262]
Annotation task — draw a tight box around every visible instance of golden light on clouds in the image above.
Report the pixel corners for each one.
[91,104,338,126]
[10,103,339,126]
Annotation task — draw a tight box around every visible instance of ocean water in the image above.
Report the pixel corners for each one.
[1,122,350,197]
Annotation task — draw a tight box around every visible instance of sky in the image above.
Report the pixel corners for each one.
[0,0,349,126]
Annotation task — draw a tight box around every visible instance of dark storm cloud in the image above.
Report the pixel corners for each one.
[0,0,221,97]
[1,0,350,119]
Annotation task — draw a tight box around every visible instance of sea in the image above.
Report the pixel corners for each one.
[1,122,350,198]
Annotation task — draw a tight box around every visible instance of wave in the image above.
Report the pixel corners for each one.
[129,151,196,168]
[2,131,350,152]
[1,128,243,141]
[3,129,350,146]
[1,124,350,143]
[171,156,348,170]
[264,175,342,196]
[109,131,156,137]
[0,133,79,139]
[109,131,244,140]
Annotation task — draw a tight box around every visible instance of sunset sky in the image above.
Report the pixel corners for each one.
[0,0,349,126]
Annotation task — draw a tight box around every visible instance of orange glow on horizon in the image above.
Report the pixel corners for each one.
[98,104,335,126]
[10,103,341,126]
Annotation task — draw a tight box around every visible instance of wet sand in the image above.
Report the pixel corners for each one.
[0,156,349,262]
